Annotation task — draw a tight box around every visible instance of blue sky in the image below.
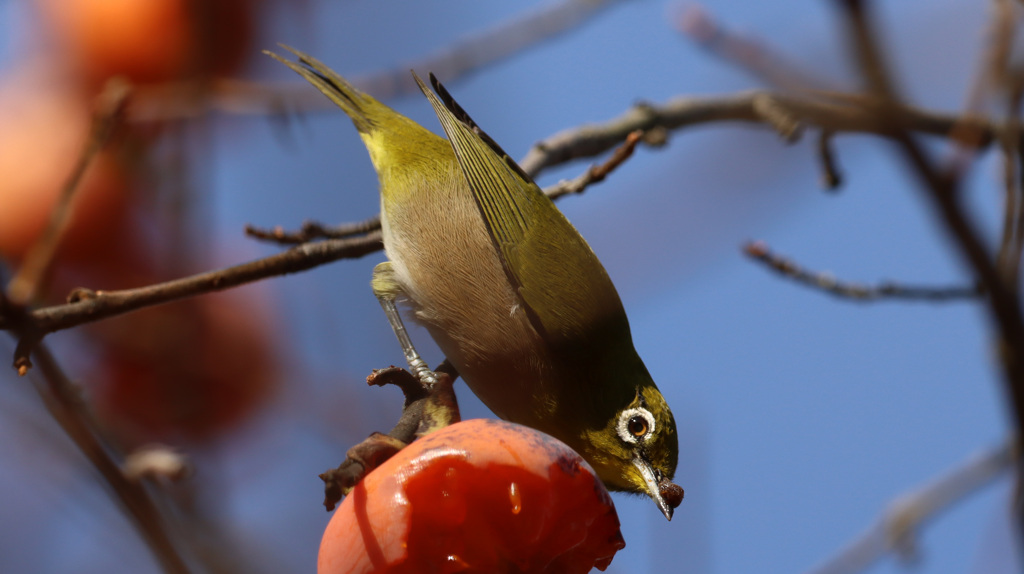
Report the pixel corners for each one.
[0,1,1018,572]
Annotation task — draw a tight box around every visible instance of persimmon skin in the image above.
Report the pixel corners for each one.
[319,419,625,574]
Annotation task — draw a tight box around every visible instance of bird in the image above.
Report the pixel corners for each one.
[270,47,681,519]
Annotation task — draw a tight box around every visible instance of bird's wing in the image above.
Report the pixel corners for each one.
[414,72,627,345]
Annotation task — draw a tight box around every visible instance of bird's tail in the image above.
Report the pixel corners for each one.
[265,45,378,135]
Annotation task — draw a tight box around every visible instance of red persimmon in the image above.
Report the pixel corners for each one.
[319,418,625,574]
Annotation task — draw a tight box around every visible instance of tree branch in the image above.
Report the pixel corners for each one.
[0,279,191,574]
[517,90,997,177]
[837,0,1024,539]
[743,241,982,302]
[0,87,1013,355]
[0,231,382,342]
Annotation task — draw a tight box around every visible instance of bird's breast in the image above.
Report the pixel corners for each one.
[379,165,553,424]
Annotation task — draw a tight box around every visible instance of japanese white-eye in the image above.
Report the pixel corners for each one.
[271,48,681,519]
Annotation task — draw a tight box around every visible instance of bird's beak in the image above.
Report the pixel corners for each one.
[631,453,682,521]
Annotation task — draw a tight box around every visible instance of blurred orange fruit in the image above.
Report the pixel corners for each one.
[35,0,254,86]
[0,65,131,266]
[91,289,279,443]
[319,419,625,574]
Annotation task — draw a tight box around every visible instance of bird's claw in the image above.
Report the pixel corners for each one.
[416,369,439,387]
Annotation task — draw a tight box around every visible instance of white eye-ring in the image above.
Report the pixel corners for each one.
[617,407,655,444]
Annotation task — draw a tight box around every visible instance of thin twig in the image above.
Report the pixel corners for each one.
[245,215,381,245]
[6,79,133,305]
[138,77,1004,182]
[817,130,843,190]
[804,438,1016,574]
[1013,110,1024,287]
[2,118,647,338]
[751,93,805,142]
[544,130,645,200]
[743,241,982,302]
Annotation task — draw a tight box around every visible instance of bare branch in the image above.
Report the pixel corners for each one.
[0,231,382,343]
[517,90,995,177]
[743,241,982,302]
[2,116,648,343]
[837,0,1024,536]
[804,438,1016,574]
[2,274,191,572]
[15,335,190,573]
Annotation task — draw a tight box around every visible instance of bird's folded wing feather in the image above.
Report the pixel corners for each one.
[414,73,626,345]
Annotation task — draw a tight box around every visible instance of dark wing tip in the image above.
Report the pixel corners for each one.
[427,73,532,183]
[429,73,479,133]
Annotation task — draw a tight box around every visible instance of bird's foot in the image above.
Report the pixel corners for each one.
[407,357,438,387]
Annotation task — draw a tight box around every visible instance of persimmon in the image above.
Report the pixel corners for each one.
[319,419,625,574]
[34,0,254,86]
[90,289,279,443]
[0,65,131,266]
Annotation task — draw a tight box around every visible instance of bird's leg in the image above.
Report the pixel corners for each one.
[378,297,438,386]
[372,261,438,386]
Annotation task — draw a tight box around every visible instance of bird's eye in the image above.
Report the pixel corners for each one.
[627,415,648,437]
[617,407,655,444]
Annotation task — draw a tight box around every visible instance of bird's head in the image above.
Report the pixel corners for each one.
[580,385,682,520]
